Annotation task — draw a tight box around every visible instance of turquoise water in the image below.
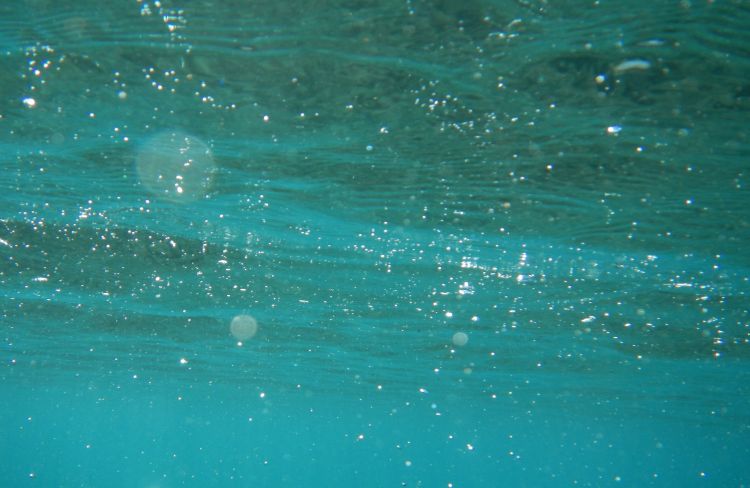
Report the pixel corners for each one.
[1,0,749,486]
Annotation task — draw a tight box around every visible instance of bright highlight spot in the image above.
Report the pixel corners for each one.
[613,59,651,74]
[136,131,215,203]
[230,314,259,341]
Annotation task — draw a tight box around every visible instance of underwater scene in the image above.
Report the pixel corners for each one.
[1,0,749,486]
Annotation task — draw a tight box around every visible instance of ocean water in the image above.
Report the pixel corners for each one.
[1,0,749,486]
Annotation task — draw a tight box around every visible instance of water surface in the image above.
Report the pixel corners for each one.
[1,1,749,486]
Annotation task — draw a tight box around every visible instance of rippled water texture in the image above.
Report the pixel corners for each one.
[1,1,749,486]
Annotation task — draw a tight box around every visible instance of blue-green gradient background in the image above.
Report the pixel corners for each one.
[1,0,749,486]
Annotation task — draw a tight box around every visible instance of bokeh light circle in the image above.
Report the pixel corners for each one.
[452,331,469,347]
[230,314,259,341]
[136,130,215,203]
